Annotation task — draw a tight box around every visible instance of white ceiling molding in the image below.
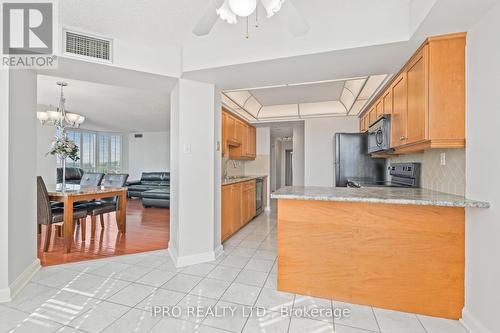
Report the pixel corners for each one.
[222,75,387,123]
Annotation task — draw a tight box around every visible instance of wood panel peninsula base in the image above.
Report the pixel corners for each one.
[273,188,489,319]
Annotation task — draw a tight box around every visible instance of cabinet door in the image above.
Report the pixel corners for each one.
[359,117,364,132]
[221,185,233,241]
[233,183,243,230]
[227,115,237,143]
[383,90,393,115]
[248,126,256,158]
[368,107,376,126]
[406,47,427,144]
[391,73,408,148]
[376,100,383,119]
[222,112,227,156]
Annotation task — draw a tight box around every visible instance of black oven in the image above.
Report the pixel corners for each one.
[368,116,391,153]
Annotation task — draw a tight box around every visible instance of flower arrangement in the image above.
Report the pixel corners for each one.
[47,135,80,161]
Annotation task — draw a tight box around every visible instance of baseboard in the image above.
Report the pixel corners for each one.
[461,307,492,333]
[0,259,41,303]
[169,245,222,268]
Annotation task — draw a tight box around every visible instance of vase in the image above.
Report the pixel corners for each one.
[60,156,67,192]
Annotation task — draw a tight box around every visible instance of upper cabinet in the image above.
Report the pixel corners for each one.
[222,108,257,160]
[359,33,466,154]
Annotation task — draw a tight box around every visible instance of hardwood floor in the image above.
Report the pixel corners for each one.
[38,198,169,266]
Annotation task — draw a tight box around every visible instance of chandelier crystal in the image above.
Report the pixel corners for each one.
[37,82,85,131]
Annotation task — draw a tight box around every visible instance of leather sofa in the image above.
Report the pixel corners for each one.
[127,172,170,208]
[56,167,84,184]
[142,188,170,208]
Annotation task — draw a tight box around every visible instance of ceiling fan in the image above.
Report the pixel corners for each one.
[193,0,309,37]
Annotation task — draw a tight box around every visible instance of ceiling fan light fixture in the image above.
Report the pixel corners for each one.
[217,0,238,24]
[228,0,257,17]
[260,0,285,17]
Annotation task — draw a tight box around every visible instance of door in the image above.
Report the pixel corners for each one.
[391,73,408,148]
[406,46,427,144]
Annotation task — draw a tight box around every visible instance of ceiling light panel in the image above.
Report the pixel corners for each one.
[299,101,346,117]
[225,90,252,107]
[258,104,299,119]
[349,100,368,115]
[243,95,262,117]
[222,93,241,110]
[358,75,387,100]
[344,78,367,97]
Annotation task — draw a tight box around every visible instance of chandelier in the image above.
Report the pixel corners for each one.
[37,82,85,131]
[217,0,285,24]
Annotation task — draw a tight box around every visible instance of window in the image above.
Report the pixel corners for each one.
[58,129,122,173]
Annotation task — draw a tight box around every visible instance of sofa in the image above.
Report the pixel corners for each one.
[126,172,170,208]
[56,167,84,184]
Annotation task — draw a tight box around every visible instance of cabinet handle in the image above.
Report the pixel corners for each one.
[400,136,406,141]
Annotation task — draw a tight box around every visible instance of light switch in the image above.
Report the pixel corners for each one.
[183,144,192,154]
[440,152,446,166]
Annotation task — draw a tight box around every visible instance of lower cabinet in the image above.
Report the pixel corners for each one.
[222,180,256,242]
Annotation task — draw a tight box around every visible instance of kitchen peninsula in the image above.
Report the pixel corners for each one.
[271,186,488,319]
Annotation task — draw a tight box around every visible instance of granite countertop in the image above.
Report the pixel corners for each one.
[271,186,490,208]
[222,175,267,186]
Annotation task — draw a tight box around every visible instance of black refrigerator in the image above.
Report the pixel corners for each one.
[334,133,386,187]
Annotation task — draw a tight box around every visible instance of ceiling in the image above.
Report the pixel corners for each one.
[222,75,388,122]
[37,75,170,132]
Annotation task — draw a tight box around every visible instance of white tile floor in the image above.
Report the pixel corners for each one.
[0,208,469,333]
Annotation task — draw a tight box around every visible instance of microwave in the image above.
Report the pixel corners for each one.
[368,116,391,153]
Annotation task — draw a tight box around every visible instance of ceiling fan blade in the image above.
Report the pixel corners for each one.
[278,0,310,37]
[192,0,225,36]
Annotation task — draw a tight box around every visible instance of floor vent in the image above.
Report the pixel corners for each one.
[64,31,112,62]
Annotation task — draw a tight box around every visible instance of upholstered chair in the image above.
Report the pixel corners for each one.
[37,176,88,252]
[80,174,128,239]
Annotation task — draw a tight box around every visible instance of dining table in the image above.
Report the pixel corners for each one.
[47,184,128,253]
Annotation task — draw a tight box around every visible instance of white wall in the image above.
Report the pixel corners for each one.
[128,131,170,180]
[169,79,219,266]
[0,69,10,300]
[0,69,39,302]
[292,123,305,186]
[304,116,359,187]
[464,3,500,333]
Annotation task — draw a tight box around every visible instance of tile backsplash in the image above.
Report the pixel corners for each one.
[388,149,465,196]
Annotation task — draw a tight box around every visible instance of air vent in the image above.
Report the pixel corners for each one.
[134,134,143,138]
[64,31,112,62]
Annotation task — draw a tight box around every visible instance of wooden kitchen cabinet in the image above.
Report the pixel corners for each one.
[221,179,256,242]
[359,114,368,132]
[391,73,408,148]
[383,90,393,116]
[222,108,256,160]
[359,33,466,154]
[375,99,384,119]
[368,107,376,126]
[405,46,427,145]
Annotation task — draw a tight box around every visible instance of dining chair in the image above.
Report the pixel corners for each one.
[80,173,129,239]
[79,172,104,186]
[37,176,88,252]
